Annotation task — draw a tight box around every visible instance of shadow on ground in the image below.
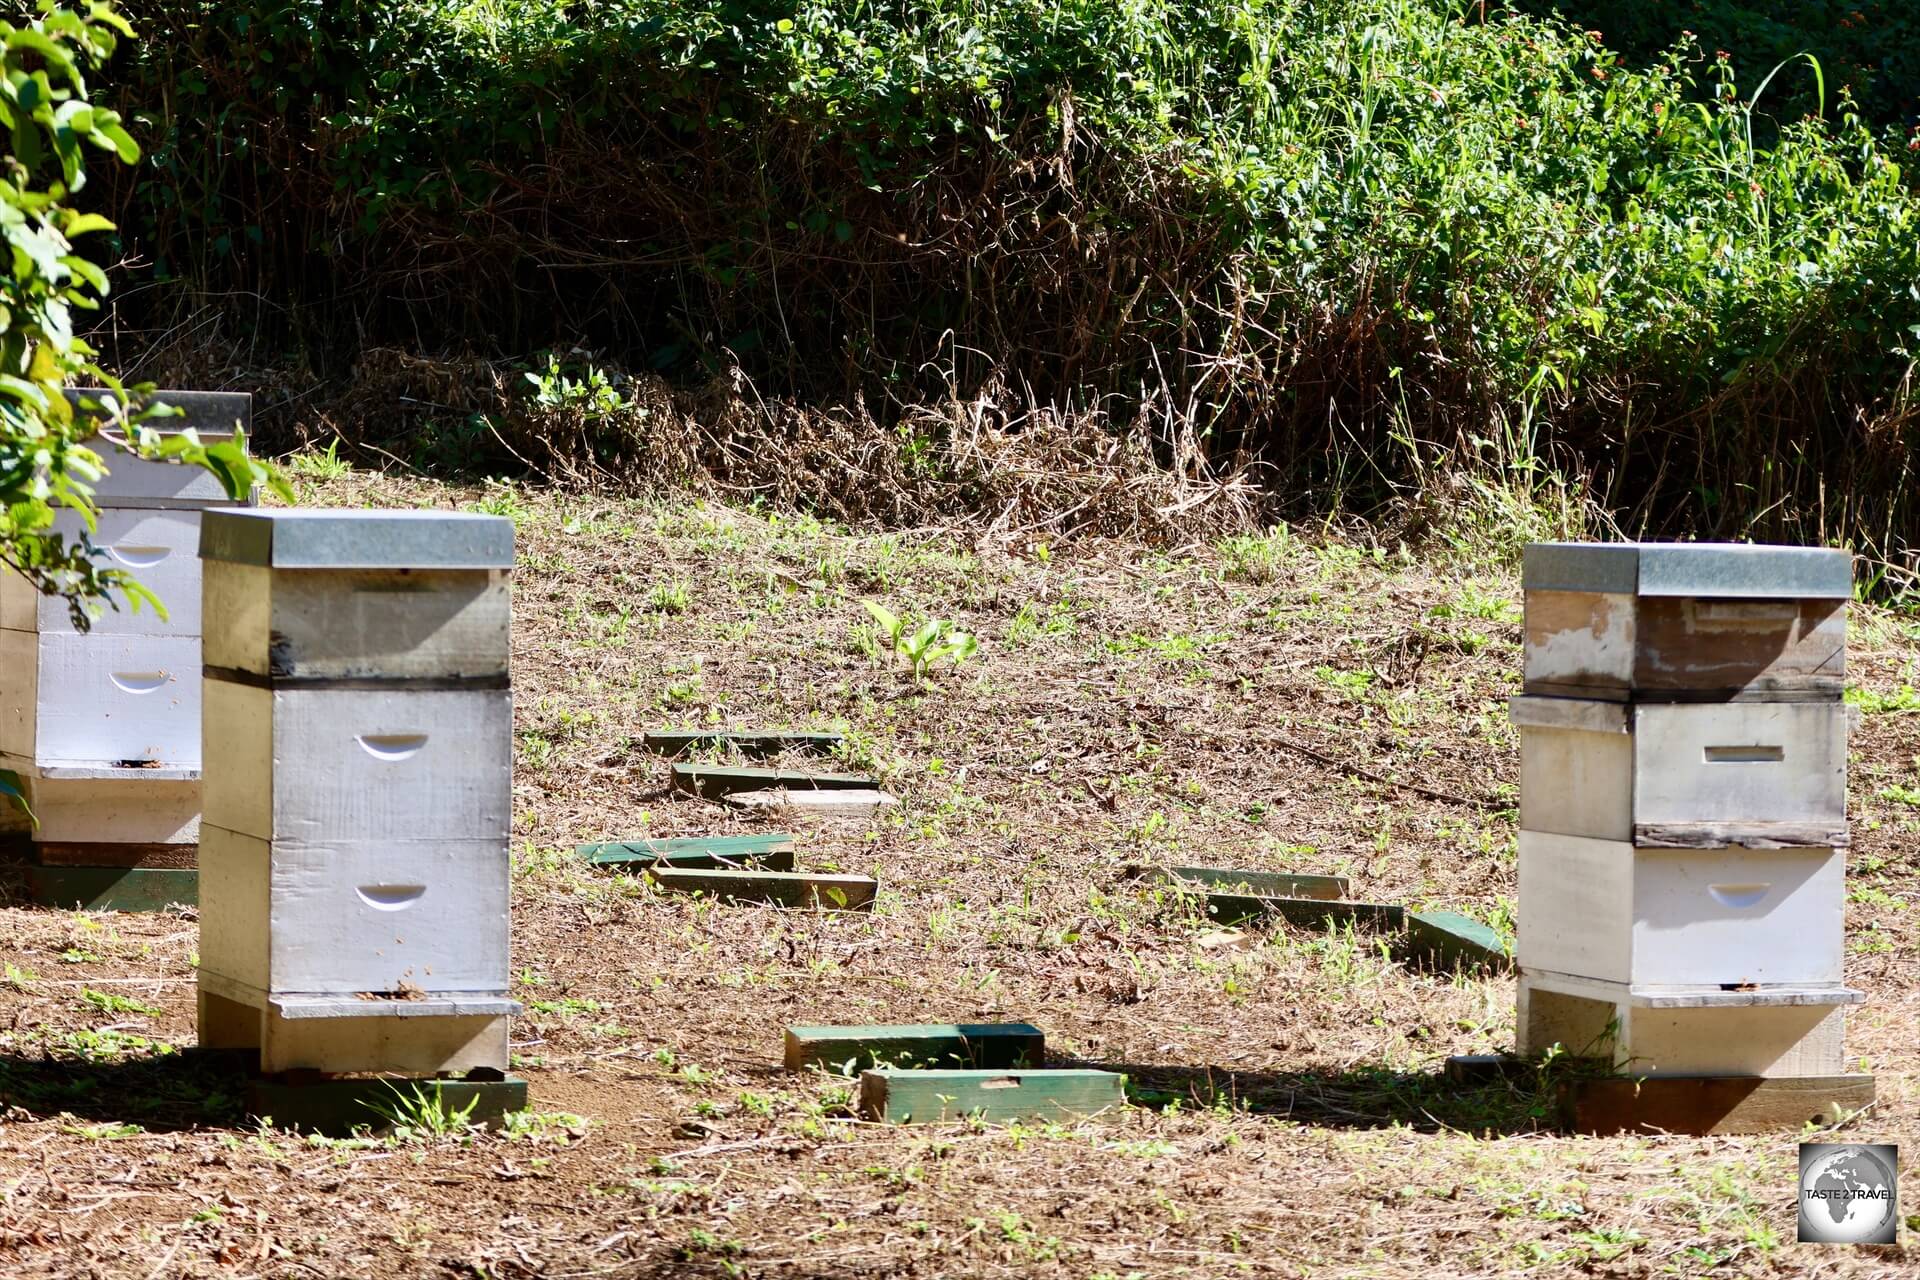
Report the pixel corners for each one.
[0,1048,250,1133]
[1067,1058,1559,1136]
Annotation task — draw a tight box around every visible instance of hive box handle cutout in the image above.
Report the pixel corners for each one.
[357,733,429,761]
[356,884,426,910]
[1703,745,1784,763]
[109,671,169,694]
[107,544,171,568]
[979,1077,1021,1090]
[1707,883,1771,909]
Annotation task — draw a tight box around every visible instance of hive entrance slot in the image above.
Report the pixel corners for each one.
[1703,745,1784,763]
[109,672,170,694]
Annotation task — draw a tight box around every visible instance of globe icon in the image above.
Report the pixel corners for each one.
[1799,1145,1897,1244]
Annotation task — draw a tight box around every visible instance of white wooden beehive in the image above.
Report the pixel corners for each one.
[195,509,520,1075]
[0,393,251,853]
[1513,541,1856,1079]
[1510,695,1847,848]
[1516,831,1844,989]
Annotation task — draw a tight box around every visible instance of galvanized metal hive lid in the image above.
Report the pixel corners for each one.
[199,509,515,569]
[1523,541,1852,599]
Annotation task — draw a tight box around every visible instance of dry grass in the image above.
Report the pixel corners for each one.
[0,465,1915,1278]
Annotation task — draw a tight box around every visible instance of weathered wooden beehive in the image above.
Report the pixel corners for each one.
[0,393,251,895]
[1512,542,1857,1078]
[195,509,519,1075]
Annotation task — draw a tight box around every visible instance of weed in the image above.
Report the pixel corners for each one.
[862,601,978,680]
[647,581,692,614]
[1217,527,1295,583]
[362,1081,483,1138]
[79,988,160,1017]
[286,437,353,481]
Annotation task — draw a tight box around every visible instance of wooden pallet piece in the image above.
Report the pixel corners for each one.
[671,764,877,799]
[1203,893,1406,931]
[22,866,197,911]
[643,730,844,758]
[576,833,797,870]
[1558,1073,1875,1136]
[245,1075,529,1136]
[857,1068,1126,1125]
[1406,910,1512,972]
[648,867,877,911]
[785,1023,1044,1074]
[1127,864,1349,902]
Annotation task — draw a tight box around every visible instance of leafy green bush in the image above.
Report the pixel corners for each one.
[1,1,278,621]
[108,1,1920,575]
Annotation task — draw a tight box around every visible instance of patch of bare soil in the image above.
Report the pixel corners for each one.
[1,470,1915,1278]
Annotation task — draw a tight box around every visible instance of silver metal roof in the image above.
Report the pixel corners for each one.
[200,509,515,569]
[1523,542,1852,598]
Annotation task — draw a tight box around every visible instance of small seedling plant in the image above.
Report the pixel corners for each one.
[862,601,977,681]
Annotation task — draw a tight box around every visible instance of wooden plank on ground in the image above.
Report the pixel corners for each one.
[23,866,197,911]
[1406,910,1511,972]
[648,867,877,911]
[1203,894,1406,931]
[671,764,877,799]
[644,730,844,758]
[857,1068,1126,1124]
[785,1023,1044,1074]
[1559,1074,1875,1136]
[1127,864,1349,901]
[576,833,796,870]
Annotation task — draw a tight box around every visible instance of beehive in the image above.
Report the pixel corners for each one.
[0,393,251,865]
[195,510,519,1075]
[1512,542,1857,1078]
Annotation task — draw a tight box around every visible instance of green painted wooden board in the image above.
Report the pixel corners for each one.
[24,866,197,912]
[1129,864,1350,902]
[785,1023,1043,1074]
[644,731,843,758]
[577,833,797,870]
[857,1068,1126,1124]
[671,764,877,798]
[246,1076,529,1136]
[1407,910,1511,972]
[1204,893,1406,931]
[648,867,877,910]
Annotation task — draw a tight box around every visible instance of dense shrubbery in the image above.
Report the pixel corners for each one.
[103,0,1920,575]
[1520,1,1919,129]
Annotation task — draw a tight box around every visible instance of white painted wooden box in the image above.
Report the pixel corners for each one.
[1517,971,1855,1077]
[195,509,519,1075]
[1510,695,1846,847]
[1516,831,1844,989]
[0,394,251,800]
[1522,542,1850,699]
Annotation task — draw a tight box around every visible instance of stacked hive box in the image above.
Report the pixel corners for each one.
[195,510,520,1076]
[0,393,251,898]
[1512,542,1858,1078]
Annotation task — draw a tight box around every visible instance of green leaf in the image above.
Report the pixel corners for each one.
[0,769,35,825]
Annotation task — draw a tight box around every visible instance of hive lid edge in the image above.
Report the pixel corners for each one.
[200,509,516,569]
[1524,541,1852,598]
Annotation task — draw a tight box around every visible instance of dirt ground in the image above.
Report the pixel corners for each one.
[1,466,1915,1278]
